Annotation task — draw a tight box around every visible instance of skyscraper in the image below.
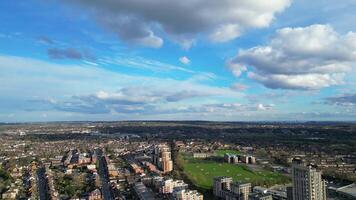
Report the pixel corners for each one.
[291,158,326,200]
[152,144,173,173]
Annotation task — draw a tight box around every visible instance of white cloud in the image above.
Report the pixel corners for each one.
[230,83,248,91]
[325,93,356,107]
[257,103,274,111]
[226,59,247,77]
[99,55,194,73]
[95,14,164,48]
[179,56,191,65]
[62,0,291,47]
[209,24,241,43]
[228,24,356,90]
[248,72,344,90]
[0,54,245,118]
[134,31,163,48]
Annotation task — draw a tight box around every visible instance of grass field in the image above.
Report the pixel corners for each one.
[178,153,290,189]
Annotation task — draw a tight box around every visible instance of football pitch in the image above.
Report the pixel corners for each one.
[178,153,290,189]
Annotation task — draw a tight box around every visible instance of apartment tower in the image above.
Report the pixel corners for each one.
[153,144,173,173]
[292,158,326,200]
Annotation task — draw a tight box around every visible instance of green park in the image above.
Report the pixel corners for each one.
[177,150,290,189]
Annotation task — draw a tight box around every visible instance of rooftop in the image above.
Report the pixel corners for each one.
[337,183,356,198]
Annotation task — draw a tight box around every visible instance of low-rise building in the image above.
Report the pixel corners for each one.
[134,182,156,200]
[248,193,273,200]
[224,153,256,164]
[88,189,103,200]
[193,153,213,158]
[330,183,356,199]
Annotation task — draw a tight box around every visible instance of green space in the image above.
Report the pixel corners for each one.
[54,170,94,199]
[177,153,290,189]
[215,149,240,157]
[0,167,12,194]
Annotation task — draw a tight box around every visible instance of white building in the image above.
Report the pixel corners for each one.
[292,158,326,200]
[173,189,204,200]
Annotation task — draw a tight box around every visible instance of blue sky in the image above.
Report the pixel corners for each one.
[0,0,356,122]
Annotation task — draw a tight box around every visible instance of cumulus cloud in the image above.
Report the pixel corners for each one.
[48,48,96,60]
[228,24,356,90]
[47,93,269,115]
[1,54,272,121]
[0,54,241,99]
[179,56,191,65]
[209,24,241,43]
[324,93,356,107]
[38,87,236,115]
[96,15,163,48]
[62,0,291,48]
[226,59,247,77]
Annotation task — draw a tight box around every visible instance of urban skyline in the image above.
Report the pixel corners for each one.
[1,121,355,199]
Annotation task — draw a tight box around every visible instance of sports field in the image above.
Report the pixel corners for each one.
[178,153,290,189]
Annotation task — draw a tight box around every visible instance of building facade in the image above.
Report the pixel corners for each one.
[173,189,204,200]
[248,193,273,200]
[152,144,173,173]
[231,182,251,200]
[213,177,252,200]
[292,158,326,200]
[224,153,256,165]
[213,177,233,198]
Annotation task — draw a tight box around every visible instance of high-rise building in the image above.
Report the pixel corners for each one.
[154,178,188,194]
[213,177,251,200]
[173,189,204,200]
[213,177,233,198]
[162,159,173,173]
[152,144,173,173]
[231,182,251,200]
[286,186,293,200]
[291,158,326,200]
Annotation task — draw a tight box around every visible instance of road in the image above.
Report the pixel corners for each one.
[36,167,51,200]
[96,149,113,200]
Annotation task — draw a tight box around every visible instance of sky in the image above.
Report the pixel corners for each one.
[0,0,356,122]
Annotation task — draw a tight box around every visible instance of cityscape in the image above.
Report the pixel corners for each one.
[1,0,356,200]
[0,122,355,199]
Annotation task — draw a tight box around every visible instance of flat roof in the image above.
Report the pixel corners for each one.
[337,183,356,198]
